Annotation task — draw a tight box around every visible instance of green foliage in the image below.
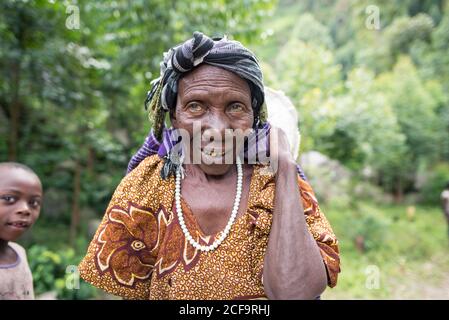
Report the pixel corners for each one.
[420,163,449,205]
[290,13,334,49]
[27,245,97,299]
[374,56,447,190]
[346,203,391,252]
[275,39,342,101]
[255,0,449,197]
[269,37,342,152]
[385,14,434,58]
[322,202,449,299]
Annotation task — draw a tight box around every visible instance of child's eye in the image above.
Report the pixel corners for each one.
[1,195,16,204]
[30,199,41,208]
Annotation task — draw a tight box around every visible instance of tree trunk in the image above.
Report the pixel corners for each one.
[87,147,95,176]
[69,161,82,247]
[355,235,365,253]
[8,61,21,161]
[394,176,404,203]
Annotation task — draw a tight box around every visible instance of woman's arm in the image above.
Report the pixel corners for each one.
[263,128,328,300]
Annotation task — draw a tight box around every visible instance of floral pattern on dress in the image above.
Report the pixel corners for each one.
[95,203,169,287]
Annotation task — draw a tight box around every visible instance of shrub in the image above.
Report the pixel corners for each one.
[420,163,449,205]
[27,245,97,300]
[346,204,391,252]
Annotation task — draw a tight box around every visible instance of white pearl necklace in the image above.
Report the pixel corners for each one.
[175,157,243,252]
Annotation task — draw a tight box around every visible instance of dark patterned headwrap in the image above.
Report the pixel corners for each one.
[145,31,267,141]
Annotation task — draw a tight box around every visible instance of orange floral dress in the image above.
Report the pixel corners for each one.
[78,155,340,299]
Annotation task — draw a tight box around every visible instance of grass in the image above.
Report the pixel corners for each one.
[321,201,449,299]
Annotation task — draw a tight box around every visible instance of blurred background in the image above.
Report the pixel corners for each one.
[1,0,448,299]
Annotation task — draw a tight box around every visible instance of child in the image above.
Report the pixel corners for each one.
[0,162,42,300]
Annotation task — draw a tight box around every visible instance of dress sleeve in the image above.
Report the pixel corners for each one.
[298,176,341,288]
[78,155,170,299]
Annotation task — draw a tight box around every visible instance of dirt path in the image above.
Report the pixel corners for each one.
[389,258,449,299]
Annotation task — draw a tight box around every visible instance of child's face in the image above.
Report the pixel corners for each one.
[0,167,42,242]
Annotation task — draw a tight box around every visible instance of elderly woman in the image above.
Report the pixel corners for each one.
[78,32,340,300]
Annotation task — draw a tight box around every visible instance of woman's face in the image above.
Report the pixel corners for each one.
[172,64,254,176]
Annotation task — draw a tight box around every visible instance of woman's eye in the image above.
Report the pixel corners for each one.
[229,103,244,112]
[187,103,204,113]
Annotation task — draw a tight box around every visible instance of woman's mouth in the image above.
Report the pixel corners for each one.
[201,147,226,158]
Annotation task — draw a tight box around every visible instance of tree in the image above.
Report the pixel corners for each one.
[374,56,446,197]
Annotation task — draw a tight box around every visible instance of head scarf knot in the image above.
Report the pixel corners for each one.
[171,31,215,73]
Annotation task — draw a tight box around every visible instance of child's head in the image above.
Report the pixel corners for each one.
[0,162,43,242]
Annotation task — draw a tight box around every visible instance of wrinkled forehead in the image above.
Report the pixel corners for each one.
[178,64,251,96]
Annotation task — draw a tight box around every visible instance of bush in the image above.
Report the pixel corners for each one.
[420,163,449,205]
[346,203,391,252]
[27,245,97,300]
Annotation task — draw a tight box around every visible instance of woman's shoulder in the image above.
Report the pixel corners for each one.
[110,154,173,211]
[122,154,165,186]
[129,154,163,175]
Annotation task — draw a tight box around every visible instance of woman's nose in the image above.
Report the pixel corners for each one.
[203,112,229,136]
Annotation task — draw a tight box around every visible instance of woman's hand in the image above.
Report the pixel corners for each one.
[268,126,296,175]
